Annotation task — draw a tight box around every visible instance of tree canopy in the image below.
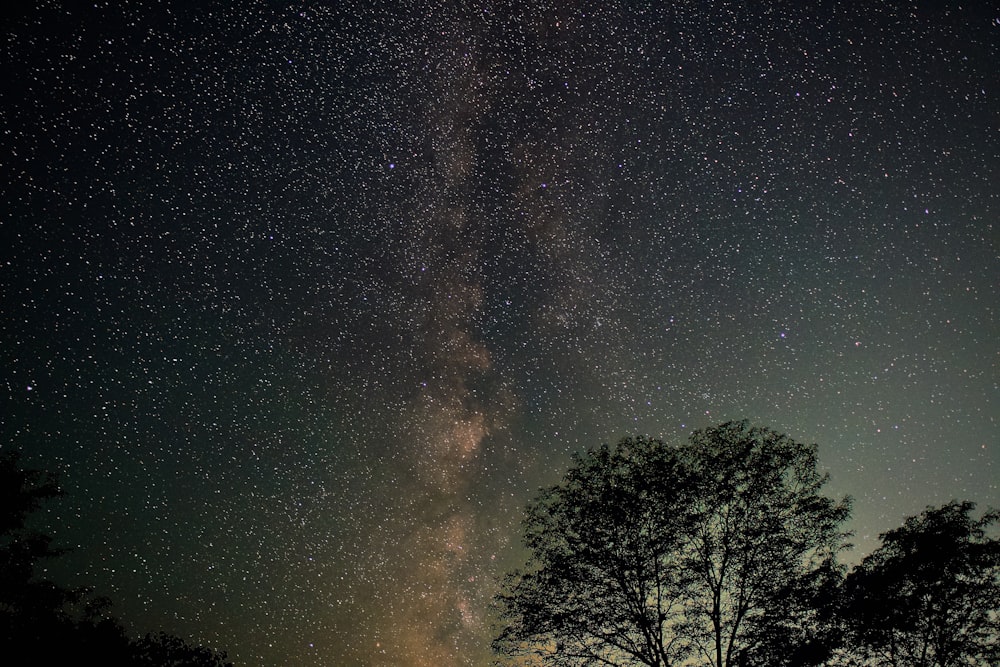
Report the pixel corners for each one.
[836,501,1000,667]
[0,450,232,667]
[493,421,852,667]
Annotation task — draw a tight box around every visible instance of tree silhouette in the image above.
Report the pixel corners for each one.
[0,450,232,666]
[493,421,852,667]
[837,501,1000,667]
[0,450,80,648]
[131,631,234,667]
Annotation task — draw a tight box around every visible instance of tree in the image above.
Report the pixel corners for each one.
[837,501,1000,667]
[131,631,233,667]
[0,450,233,666]
[0,449,79,644]
[492,421,852,667]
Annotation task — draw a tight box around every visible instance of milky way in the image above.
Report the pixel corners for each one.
[2,2,997,665]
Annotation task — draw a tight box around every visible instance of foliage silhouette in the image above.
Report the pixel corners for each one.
[0,450,232,666]
[132,631,235,667]
[0,449,81,645]
[493,421,852,667]
[835,501,1000,667]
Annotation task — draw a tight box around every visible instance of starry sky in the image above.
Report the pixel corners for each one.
[2,2,997,665]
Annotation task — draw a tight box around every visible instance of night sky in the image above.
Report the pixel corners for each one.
[2,2,997,665]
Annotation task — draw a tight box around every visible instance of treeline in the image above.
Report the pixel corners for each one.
[493,421,1000,667]
[0,451,232,666]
